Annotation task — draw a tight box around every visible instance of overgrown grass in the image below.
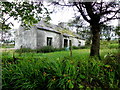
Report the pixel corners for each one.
[2,48,120,89]
[100,40,119,49]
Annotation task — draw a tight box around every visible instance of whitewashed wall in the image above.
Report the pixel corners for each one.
[15,26,37,49]
[37,29,61,48]
[15,26,85,49]
[72,37,79,47]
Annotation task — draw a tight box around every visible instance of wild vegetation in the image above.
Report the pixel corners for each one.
[2,41,120,89]
[1,1,120,58]
[1,1,120,89]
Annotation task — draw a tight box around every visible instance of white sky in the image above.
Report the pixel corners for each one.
[49,6,75,24]
[5,0,119,29]
[8,10,119,29]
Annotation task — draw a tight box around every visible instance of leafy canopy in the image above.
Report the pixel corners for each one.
[1,1,51,30]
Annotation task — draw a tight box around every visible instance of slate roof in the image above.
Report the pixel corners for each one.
[35,20,81,38]
[37,26,61,34]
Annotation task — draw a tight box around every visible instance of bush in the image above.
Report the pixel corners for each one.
[36,46,55,53]
[85,40,91,45]
[103,53,120,87]
[72,46,80,49]
[79,46,90,49]
[36,46,65,53]
[108,44,118,49]
[100,40,119,49]
[72,46,89,49]
[54,48,65,51]
[15,48,34,53]
[15,46,65,53]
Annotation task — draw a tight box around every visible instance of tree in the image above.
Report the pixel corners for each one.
[0,1,51,44]
[53,1,120,58]
[68,16,85,33]
[1,1,51,28]
[101,25,114,41]
[115,26,120,48]
[68,17,92,45]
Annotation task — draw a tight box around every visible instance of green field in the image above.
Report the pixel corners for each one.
[2,47,120,89]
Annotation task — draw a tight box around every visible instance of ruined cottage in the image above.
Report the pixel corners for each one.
[15,21,85,49]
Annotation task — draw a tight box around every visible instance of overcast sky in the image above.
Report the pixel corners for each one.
[6,0,119,29]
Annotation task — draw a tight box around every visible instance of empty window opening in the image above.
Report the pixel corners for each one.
[47,37,52,46]
[64,39,68,47]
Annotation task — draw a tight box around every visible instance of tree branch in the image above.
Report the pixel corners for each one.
[52,2,74,7]
[74,2,90,23]
[4,16,11,22]
[100,1,103,14]
[99,10,119,16]
[100,17,120,24]
[84,2,95,19]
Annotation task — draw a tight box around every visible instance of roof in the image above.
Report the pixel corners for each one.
[37,26,61,34]
[35,20,81,38]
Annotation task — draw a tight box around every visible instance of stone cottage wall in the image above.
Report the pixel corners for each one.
[15,26,85,49]
[71,37,79,47]
[37,29,61,48]
[15,26,37,49]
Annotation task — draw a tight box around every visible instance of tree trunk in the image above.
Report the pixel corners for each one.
[90,25,101,59]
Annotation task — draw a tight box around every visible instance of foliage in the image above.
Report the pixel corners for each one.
[53,1,120,57]
[72,46,80,49]
[2,48,120,89]
[1,1,51,30]
[15,46,65,53]
[100,40,119,49]
[15,46,90,53]
[72,46,89,49]
[15,48,34,53]
[108,44,118,49]
[85,40,91,45]
[68,17,91,40]
[115,26,120,36]
[36,46,63,53]
[2,44,14,48]
[101,25,114,41]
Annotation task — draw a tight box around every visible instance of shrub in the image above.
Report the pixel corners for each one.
[15,46,65,53]
[36,46,55,53]
[72,46,89,49]
[100,40,118,49]
[108,44,118,49]
[54,48,65,51]
[15,48,34,53]
[85,40,91,45]
[79,46,89,49]
[103,53,120,88]
[72,46,80,49]
[36,46,65,53]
